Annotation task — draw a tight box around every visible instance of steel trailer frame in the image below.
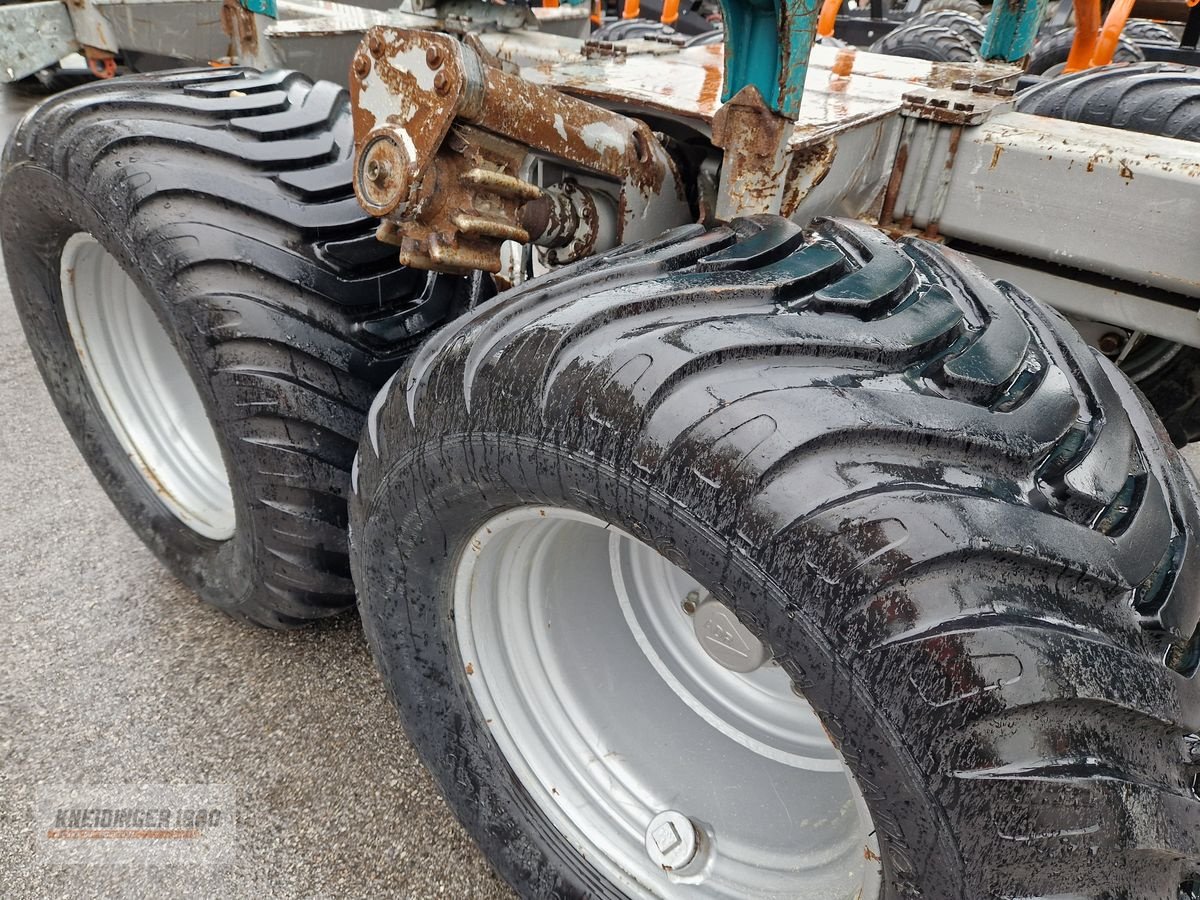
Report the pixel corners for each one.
[2,0,1198,352]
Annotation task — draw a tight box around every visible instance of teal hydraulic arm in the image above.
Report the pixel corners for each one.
[980,0,1051,62]
[716,0,821,117]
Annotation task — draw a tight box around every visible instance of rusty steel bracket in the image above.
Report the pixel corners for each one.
[350,27,690,274]
[879,81,1016,239]
[711,85,797,220]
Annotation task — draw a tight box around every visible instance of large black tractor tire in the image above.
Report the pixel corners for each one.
[920,0,985,17]
[913,8,987,47]
[1,68,465,628]
[1026,27,1145,75]
[1018,61,1200,138]
[1019,62,1200,445]
[351,216,1200,898]
[870,22,978,61]
[1124,18,1180,44]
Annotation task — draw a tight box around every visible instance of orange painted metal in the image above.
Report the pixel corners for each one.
[1090,0,1137,65]
[622,0,640,18]
[817,0,843,37]
[1062,0,1101,72]
[660,0,681,23]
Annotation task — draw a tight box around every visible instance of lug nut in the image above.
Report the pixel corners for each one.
[644,810,702,873]
[681,590,700,616]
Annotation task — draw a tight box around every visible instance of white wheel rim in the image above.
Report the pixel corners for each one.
[454,506,882,900]
[60,232,236,540]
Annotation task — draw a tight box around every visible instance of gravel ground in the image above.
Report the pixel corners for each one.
[0,84,513,900]
[4,77,1200,900]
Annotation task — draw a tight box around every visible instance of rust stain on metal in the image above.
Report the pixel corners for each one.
[712,85,796,217]
[220,0,259,59]
[832,48,855,77]
[989,144,1003,170]
[879,140,908,226]
[350,26,688,275]
[780,138,836,218]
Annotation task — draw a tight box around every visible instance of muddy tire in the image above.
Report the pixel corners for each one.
[1,68,466,627]
[870,22,978,61]
[351,216,1200,898]
[1026,27,1145,75]
[1018,62,1200,445]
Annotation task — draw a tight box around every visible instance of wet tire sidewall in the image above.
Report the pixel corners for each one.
[2,163,256,610]
[354,435,964,900]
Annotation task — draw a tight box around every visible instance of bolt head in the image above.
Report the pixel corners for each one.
[426,45,444,68]
[367,33,384,58]
[644,811,700,872]
[357,131,410,216]
[1098,331,1126,356]
[433,70,450,94]
[365,158,390,184]
[353,54,371,78]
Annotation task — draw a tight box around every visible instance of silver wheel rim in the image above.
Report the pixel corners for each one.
[454,507,881,900]
[61,233,236,540]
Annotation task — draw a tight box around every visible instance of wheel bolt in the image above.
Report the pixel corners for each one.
[644,810,702,873]
[681,590,700,616]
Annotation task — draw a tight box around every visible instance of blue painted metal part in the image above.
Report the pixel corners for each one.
[238,0,277,18]
[980,0,1050,61]
[716,0,821,118]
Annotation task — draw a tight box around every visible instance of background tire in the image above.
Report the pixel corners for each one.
[921,0,985,18]
[351,216,1200,898]
[1018,62,1200,445]
[1026,27,1145,76]
[1123,18,1180,44]
[1,68,466,627]
[912,8,987,47]
[870,22,978,60]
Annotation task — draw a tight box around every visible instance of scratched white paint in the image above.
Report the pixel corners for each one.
[579,121,625,157]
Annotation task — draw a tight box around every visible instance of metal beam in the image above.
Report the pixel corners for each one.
[935,111,1200,301]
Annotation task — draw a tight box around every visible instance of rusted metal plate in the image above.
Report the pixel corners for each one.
[351,26,691,274]
[492,41,1021,150]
